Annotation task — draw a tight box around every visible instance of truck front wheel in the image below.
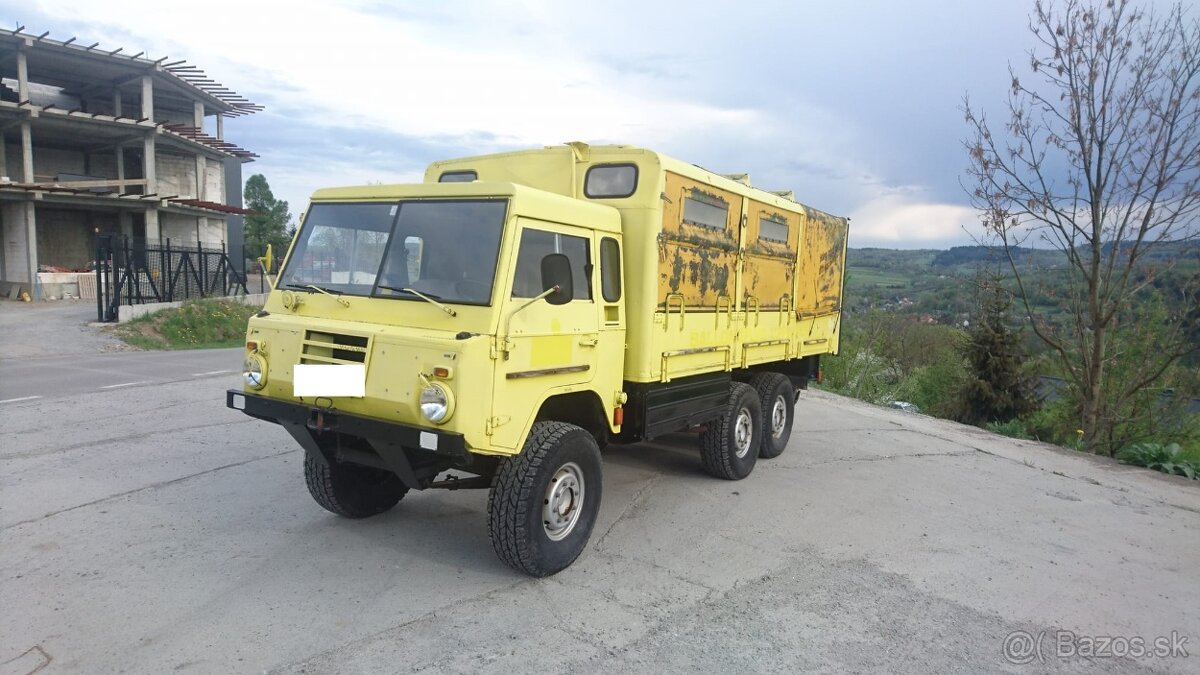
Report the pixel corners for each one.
[304,451,408,518]
[488,421,603,577]
[699,382,761,480]
[751,372,794,459]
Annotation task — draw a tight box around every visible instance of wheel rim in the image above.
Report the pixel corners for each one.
[734,407,754,458]
[543,462,585,541]
[771,395,788,440]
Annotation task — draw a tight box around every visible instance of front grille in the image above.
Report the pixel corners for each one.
[301,331,370,365]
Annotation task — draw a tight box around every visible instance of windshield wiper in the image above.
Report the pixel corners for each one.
[377,285,456,317]
[285,283,350,307]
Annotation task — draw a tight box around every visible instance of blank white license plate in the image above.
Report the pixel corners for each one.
[293,364,366,398]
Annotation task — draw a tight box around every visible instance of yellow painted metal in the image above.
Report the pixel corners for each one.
[796,208,849,318]
[743,199,798,308]
[427,144,848,383]
[657,172,741,308]
[485,217,613,450]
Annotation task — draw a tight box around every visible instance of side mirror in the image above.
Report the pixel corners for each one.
[257,243,274,274]
[541,253,573,306]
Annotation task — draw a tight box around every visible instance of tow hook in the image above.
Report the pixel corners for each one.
[308,409,340,432]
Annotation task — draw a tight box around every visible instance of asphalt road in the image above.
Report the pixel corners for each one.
[0,347,241,401]
[1,349,1198,674]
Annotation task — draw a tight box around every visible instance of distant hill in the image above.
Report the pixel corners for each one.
[929,246,1040,268]
[843,240,1198,324]
[927,241,1199,269]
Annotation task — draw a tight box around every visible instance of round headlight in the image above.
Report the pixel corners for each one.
[420,382,454,423]
[243,353,267,390]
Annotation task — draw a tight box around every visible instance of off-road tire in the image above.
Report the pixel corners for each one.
[488,421,602,577]
[699,382,762,480]
[751,372,794,459]
[304,451,408,518]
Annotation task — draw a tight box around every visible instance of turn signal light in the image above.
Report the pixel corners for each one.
[613,407,624,426]
[246,340,259,352]
[433,366,450,378]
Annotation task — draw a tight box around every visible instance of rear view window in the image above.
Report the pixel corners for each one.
[585,164,638,198]
[439,170,477,183]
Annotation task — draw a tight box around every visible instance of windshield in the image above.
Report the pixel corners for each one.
[278,199,507,304]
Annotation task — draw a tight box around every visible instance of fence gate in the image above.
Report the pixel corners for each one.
[95,235,249,322]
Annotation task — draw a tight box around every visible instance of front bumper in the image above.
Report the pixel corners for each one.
[226,389,468,463]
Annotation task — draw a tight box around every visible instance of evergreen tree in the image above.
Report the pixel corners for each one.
[243,174,293,268]
[955,280,1038,426]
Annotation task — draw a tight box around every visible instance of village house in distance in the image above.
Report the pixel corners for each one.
[0,26,260,300]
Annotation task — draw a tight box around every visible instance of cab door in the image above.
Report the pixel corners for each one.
[489,218,602,451]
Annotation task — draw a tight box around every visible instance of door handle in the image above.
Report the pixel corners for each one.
[579,337,599,347]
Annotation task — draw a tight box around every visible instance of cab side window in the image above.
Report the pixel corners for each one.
[512,229,592,300]
[600,237,621,301]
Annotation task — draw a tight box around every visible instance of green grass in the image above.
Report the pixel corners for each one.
[110,298,257,350]
[986,419,1033,440]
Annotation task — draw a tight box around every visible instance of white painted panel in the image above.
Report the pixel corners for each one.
[293,364,366,398]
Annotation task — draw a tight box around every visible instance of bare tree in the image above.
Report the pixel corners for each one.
[964,0,1200,455]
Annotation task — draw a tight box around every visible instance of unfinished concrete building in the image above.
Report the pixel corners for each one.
[0,27,260,299]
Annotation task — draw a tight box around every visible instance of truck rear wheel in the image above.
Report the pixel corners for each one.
[699,382,761,480]
[488,421,603,577]
[751,372,794,459]
[304,451,408,518]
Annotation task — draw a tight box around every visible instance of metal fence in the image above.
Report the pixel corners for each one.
[95,235,248,322]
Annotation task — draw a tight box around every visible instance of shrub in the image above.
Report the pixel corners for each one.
[1117,443,1199,480]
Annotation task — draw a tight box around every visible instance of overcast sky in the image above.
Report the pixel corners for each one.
[4,0,1041,248]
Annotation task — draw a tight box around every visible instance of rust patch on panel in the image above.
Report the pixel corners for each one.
[796,209,848,315]
[657,172,741,308]
[743,200,797,308]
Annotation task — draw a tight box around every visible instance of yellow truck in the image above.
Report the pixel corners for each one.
[226,143,848,576]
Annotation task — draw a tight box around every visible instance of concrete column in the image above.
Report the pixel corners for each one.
[143,133,156,193]
[141,75,154,120]
[196,155,206,200]
[143,129,159,241]
[17,47,33,186]
[0,132,6,179]
[116,144,125,182]
[20,121,33,183]
[24,202,38,298]
[16,48,29,101]
[216,113,224,140]
[193,101,205,132]
[145,208,160,241]
[114,90,123,117]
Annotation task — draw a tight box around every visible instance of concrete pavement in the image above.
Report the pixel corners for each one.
[1,361,1197,673]
[0,301,129,360]
[0,299,242,401]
